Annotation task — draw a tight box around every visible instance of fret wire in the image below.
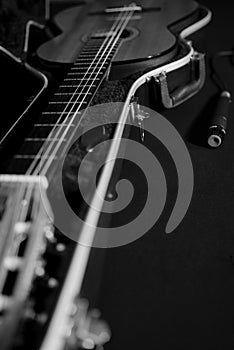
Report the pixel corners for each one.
[25,138,67,142]
[65,73,101,82]
[59,85,94,88]
[34,123,76,127]
[70,67,104,71]
[76,58,103,61]
[54,92,92,96]
[14,155,58,159]
[68,70,104,74]
[48,101,88,105]
[63,79,100,82]
[78,54,104,58]
[42,111,75,115]
[73,61,108,65]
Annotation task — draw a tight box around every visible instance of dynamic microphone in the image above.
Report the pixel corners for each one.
[207,91,232,148]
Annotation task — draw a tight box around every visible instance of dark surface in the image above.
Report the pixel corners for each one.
[0,0,45,56]
[96,1,234,349]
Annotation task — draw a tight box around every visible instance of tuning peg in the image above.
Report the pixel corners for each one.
[64,298,111,350]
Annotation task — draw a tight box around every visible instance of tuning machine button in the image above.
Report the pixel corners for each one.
[44,224,56,243]
[65,298,111,350]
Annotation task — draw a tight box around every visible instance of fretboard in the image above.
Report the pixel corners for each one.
[8,36,121,176]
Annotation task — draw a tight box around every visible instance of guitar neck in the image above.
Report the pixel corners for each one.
[7,35,121,177]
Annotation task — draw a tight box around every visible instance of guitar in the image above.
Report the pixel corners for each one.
[0,1,211,349]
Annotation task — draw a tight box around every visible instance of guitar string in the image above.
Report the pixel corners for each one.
[27,5,133,177]
[39,7,135,176]
[16,9,129,224]
[16,5,135,225]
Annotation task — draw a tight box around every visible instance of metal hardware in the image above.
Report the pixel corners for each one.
[65,298,111,349]
[130,98,150,142]
[154,50,206,108]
